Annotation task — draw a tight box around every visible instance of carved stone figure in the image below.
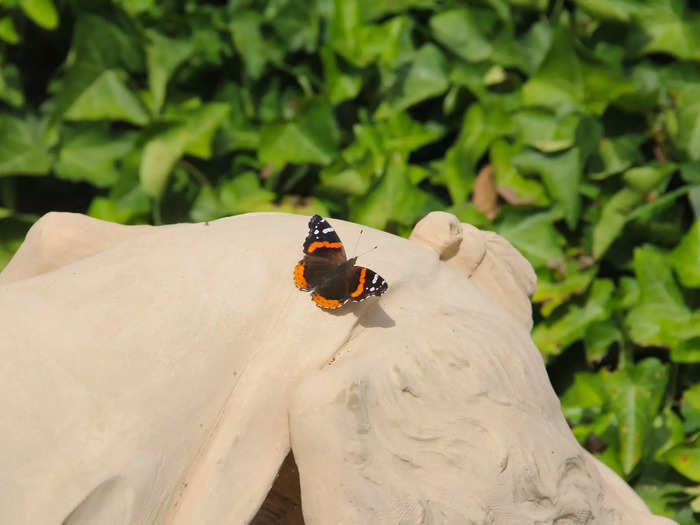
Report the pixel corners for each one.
[0,211,674,524]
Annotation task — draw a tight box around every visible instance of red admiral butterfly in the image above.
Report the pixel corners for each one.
[294,215,388,309]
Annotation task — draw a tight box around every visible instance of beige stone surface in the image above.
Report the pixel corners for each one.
[0,211,675,524]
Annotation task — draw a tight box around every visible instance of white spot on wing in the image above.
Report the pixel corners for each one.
[322,227,334,234]
[314,230,319,234]
[372,273,379,284]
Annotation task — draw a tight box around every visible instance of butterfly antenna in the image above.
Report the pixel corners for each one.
[352,228,364,256]
[356,245,378,260]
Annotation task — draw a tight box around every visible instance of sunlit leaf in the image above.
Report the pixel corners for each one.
[0,114,54,176]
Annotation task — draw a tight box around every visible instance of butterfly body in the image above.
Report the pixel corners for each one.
[294,216,388,309]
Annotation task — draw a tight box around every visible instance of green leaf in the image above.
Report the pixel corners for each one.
[587,134,645,180]
[670,221,700,288]
[87,197,135,224]
[664,445,700,482]
[514,147,582,229]
[0,114,54,176]
[681,383,700,434]
[0,16,19,44]
[627,1,700,60]
[513,110,581,153]
[593,188,645,258]
[68,15,144,72]
[429,7,498,62]
[434,102,512,205]
[522,19,634,114]
[0,61,24,107]
[230,10,284,79]
[357,0,435,20]
[573,0,641,22]
[584,319,623,363]
[328,0,416,68]
[259,101,339,169]
[561,371,605,424]
[219,172,276,214]
[58,66,150,125]
[490,140,549,206]
[532,279,614,357]
[497,209,565,268]
[624,245,700,356]
[344,112,444,174]
[321,46,362,104]
[140,102,230,197]
[610,359,669,476]
[374,44,449,118]
[636,482,696,525]
[533,266,596,317]
[349,155,443,229]
[146,30,195,114]
[19,0,58,29]
[592,163,676,258]
[55,125,137,187]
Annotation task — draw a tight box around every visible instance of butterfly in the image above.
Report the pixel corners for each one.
[293,215,388,309]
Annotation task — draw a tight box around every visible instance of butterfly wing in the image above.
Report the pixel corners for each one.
[347,266,388,302]
[310,274,351,309]
[294,215,387,309]
[294,255,338,292]
[302,215,346,263]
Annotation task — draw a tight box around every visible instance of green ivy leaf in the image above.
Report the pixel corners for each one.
[349,155,443,230]
[592,163,676,258]
[56,65,150,125]
[561,371,605,424]
[0,114,54,176]
[533,266,596,317]
[665,445,700,483]
[681,383,700,434]
[434,102,512,205]
[490,140,549,206]
[627,1,700,60]
[429,7,498,62]
[514,147,583,229]
[584,319,623,363]
[587,134,645,180]
[146,30,195,114]
[0,61,24,107]
[0,16,19,44]
[374,44,449,118]
[610,359,669,476]
[522,19,634,114]
[19,0,58,30]
[140,102,230,197]
[670,221,700,288]
[532,279,614,357]
[497,209,565,268]
[259,100,340,169]
[624,245,700,362]
[55,124,138,187]
[321,46,362,104]
[230,10,284,79]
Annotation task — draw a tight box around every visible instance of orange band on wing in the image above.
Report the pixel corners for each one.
[307,241,342,253]
[294,262,308,289]
[312,294,343,309]
[350,267,367,298]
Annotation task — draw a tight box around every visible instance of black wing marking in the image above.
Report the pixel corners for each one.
[347,266,388,302]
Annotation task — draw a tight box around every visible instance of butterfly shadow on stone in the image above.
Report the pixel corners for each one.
[328,301,395,328]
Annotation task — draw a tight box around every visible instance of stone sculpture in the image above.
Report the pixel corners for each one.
[0,211,674,524]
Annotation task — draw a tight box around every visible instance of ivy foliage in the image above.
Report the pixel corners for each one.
[2,0,700,520]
